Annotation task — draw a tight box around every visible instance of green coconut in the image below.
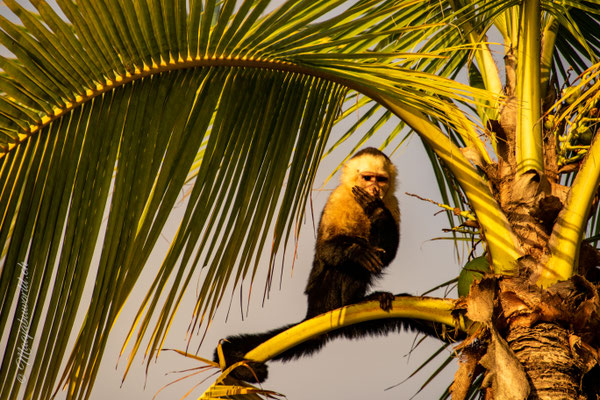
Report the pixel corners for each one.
[457,256,490,297]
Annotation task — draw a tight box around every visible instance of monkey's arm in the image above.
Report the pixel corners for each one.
[352,186,399,264]
[368,209,399,264]
[315,234,385,273]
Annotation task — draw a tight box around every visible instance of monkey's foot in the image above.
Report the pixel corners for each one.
[364,291,395,311]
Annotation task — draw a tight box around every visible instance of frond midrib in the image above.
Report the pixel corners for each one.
[1,56,374,159]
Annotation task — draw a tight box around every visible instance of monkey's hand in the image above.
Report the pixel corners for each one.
[352,186,385,216]
[348,241,385,273]
[364,291,395,312]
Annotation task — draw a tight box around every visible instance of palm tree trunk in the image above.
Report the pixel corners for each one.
[507,323,585,399]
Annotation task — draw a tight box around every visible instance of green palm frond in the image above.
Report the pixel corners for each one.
[332,0,600,269]
[0,1,499,398]
[3,0,598,398]
[549,2,600,78]
[0,66,344,399]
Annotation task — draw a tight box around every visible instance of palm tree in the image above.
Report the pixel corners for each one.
[1,0,600,399]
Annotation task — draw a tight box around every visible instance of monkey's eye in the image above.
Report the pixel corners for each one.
[362,175,374,182]
[376,176,388,183]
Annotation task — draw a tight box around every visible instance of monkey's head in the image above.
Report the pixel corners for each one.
[341,147,397,199]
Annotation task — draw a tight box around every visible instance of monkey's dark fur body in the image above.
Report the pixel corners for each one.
[215,148,452,383]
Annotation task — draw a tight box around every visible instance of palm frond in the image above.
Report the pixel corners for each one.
[548,1,600,79]
[6,0,600,398]
[0,1,498,398]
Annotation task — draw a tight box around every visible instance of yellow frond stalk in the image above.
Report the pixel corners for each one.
[244,296,466,363]
[516,0,543,174]
[540,136,600,287]
[380,99,523,275]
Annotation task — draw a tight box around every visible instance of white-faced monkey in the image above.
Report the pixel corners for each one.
[215,148,447,382]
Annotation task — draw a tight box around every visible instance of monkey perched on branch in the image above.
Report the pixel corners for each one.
[215,148,450,383]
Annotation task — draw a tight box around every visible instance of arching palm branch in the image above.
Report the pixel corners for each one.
[1,0,600,399]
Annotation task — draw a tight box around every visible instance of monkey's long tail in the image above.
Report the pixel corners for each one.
[214,322,328,383]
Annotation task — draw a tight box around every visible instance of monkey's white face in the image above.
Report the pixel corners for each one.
[358,170,389,198]
[341,153,395,200]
